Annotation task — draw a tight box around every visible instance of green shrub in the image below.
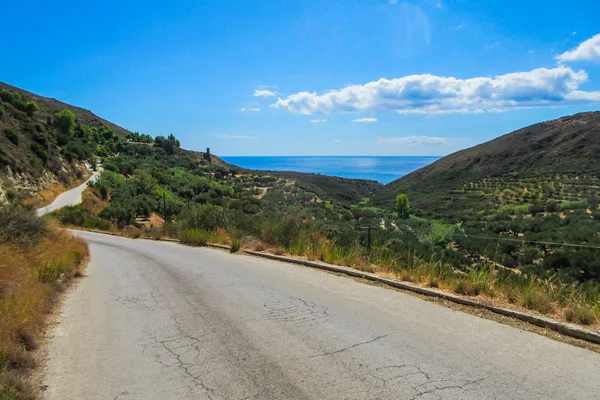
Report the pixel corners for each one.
[55,206,92,226]
[82,216,111,230]
[0,204,48,245]
[24,100,39,117]
[230,238,242,253]
[3,128,18,145]
[30,142,47,164]
[99,202,136,227]
[178,229,211,246]
[178,204,229,232]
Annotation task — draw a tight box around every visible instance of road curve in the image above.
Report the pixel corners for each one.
[36,167,102,216]
[42,231,600,399]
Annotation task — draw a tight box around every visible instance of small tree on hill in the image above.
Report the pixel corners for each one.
[204,147,212,164]
[24,101,39,117]
[395,193,411,219]
[54,109,75,136]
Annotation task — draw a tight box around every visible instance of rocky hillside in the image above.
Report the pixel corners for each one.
[0,82,131,204]
[372,111,600,219]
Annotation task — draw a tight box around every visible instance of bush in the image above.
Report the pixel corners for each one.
[564,306,597,325]
[178,229,211,246]
[453,279,482,296]
[178,204,229,232]
[99,202,136,227]
[54,109,75,136]
[55,206,92,226]
[82,216,111,230]
[523,289,555,314]
[30,142,47,164]
[230,238,242,253]
[24,100,39,117]
[0,204,48,245]
[4,128,18,145]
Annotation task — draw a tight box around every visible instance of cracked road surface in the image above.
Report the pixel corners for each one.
[42,231,600,399]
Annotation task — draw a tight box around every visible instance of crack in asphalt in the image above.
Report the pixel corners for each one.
[263,296,329,327]
[298,334,390,360]
[366,363,487,399]
[137,320,217,400]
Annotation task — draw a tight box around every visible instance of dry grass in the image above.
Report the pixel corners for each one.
[0,230,88,399]
[79,187,108,214]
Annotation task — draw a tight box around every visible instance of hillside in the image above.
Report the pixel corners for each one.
[0,82,131,137]
[0,82,131,204]
[372,111,600,219]
[250,170,382,206]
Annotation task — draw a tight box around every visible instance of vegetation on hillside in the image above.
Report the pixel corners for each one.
[0,204,88,399]
[0,88,129,203]
[368,112,600,298]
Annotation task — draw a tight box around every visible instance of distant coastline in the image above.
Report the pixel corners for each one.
[221,156,440,184]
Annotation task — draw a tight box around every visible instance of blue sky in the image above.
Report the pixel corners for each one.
[1,0,599,156]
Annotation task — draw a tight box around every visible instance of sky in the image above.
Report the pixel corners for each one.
[1,0,599,156]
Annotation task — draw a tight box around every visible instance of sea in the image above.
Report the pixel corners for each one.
[220,156,441,184]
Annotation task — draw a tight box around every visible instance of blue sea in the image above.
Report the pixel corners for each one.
[220,156,441,184]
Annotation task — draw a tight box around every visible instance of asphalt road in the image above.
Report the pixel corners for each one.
[42,231,600,399]
[36,167,102,216]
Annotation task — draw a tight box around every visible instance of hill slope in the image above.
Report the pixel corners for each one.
[0,82,131,204]
[372,111,600,219]
[0,82,131,137]
[250,170,382,206]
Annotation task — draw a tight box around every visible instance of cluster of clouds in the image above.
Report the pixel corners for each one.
[271,66,599,115]
[260,34,600,117]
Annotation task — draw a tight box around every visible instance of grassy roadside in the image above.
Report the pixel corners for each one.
[0,205,88,400]
[57,210,600,333]
[173,227,600,331]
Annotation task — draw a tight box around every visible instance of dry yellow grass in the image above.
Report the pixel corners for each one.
[0,229,88,399]
[79,187,108,214]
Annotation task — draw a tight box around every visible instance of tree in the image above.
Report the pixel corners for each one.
[395,193,411,219]
[54,109,75,136]
[204,147,212,163]
[24,101,39,117]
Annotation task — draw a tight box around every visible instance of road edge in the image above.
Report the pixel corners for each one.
[76,229,600,345]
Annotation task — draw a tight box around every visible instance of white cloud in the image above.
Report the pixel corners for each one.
[310,119,326,125]
[254,89,277,97]
[377,136,451,145]
[456,24,462,30]
[556,33,600,63]
[389,0,397,4]
[240,107,260,112]
[352,117,378,123]
[333,139,342,142]
[271,66,600,115]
